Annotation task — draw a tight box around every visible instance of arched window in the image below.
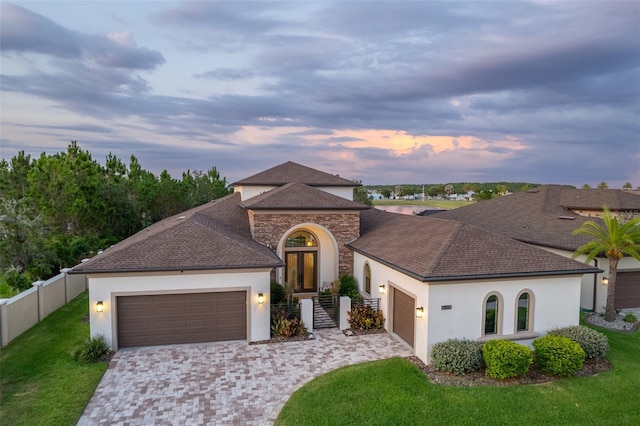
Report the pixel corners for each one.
[364,263,371,294]
[483,293,502,336]
[516,291,534,332]
[285,231,317,247]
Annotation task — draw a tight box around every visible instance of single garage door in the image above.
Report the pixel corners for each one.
[393,288,415,347]
[117,291,246,348]
[615,271,640,310]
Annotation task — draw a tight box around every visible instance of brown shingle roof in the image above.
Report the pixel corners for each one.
[72,193,283,274]
[232,161,359,187]
[433,185,608,251]
[241,182,370,210]
[349,209,598,281]
[559,188,640,211]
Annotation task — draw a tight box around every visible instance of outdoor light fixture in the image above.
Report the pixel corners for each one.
[96,301,104,313]
[258,293,265,304]
[416,307,424,318]
[602,277,609,285]
[379,284,386,294]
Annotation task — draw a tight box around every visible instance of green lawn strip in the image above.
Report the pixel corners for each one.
[276,327,638,425]
[0,291,107,426]
[373,199,474,209]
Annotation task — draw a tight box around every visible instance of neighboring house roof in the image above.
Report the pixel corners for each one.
[432,185,611,251]
[241,182,369,210]
[232,161,359,187]
[349,209,598,282]
[558,188,640,211]
[71,193,283,274]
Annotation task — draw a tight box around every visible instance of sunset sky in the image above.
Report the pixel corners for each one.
[1,1,639,187]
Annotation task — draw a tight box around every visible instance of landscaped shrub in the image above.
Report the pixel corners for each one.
[549,325,609,360]
[270,281,286,305]
[533,335,585,377]
[348,306,385,331]
[431,339,484,375]
[482,340,532,379]
[270,310,308,338]
[623,312,638,323]
[338,274,360,300]
[74,334,111,363]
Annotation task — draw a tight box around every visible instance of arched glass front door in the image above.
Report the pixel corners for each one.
[284,230,318,292]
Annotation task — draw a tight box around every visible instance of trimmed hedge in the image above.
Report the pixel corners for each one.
[533,335,585,377]
[548,325,609,360]
[338,274,360,300]
[431,339,484,375]
[270,281,286,305]
[482,340,532,379]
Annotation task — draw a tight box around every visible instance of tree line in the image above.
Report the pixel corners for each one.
[366,182,538,199]
[0,142,231,293]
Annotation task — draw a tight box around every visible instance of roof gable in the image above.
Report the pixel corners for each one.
[241,182,369,210]
[349,209,597,281]
[232,161,358,187]
[559,188,640,211]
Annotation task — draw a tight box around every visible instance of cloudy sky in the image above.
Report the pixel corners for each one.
[1,1,639,187]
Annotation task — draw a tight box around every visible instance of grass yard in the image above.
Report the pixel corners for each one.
[276,326,639,425]
[373,199,475,209]
[0,291,107,425]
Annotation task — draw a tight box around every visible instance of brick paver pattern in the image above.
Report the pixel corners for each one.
[78,329,412,425]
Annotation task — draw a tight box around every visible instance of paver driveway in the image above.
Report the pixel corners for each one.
[78,329,412,425]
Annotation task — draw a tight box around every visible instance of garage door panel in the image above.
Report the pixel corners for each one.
[117,291,247,347]
[616,272,640,309]
[393,288,415,348]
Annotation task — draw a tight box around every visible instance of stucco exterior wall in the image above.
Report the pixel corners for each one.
[536,245,640,312]
[353,252,583,365]
[249,210,360,277]
[235,185,353,201]
[87,269,272,350]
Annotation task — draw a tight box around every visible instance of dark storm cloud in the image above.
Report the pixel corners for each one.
[0,3,165,70]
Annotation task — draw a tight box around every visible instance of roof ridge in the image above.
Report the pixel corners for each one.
[429,219,464,271]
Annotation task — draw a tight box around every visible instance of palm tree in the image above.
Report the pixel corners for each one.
[572,207,640,321]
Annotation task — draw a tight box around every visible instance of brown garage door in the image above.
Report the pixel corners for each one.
[615,271,640,309]
[393,288,415,347]
[117,291,246,348]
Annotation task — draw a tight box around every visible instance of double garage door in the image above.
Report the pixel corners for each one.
[117,291,246,348]
[615,271,640,310]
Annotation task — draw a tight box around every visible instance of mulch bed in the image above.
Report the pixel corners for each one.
[249,333,316,345]
[343,328,387,336]
[406,356,612,387]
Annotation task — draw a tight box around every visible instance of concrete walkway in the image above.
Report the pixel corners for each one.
[78,329,412,425]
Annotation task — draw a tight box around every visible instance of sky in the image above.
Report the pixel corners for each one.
[1,1,639,187]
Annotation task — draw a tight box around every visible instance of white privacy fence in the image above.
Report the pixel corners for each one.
[0,267,86,348]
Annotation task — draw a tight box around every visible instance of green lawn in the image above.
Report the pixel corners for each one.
[373,199,475,209]
[0,291,107,425]
[276,327,639,425]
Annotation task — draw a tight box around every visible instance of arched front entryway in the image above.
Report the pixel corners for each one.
[277,224,340,293]
[284,230,318,292]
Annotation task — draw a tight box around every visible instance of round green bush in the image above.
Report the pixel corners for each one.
[548,325,609,360]
[431,339,484,375]
[338,274,360,300]
[270,281,285,305]
[482,340,533,379]
[533,335,585,377]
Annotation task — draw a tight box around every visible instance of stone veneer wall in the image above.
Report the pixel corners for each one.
[248,210,360,275]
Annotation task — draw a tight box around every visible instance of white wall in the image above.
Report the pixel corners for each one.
[236,185,353,201]
[353,252,583,365]
[536,245,640,312]
[87,268,272,349]
[427,275,581,359]
[234,185,277,201]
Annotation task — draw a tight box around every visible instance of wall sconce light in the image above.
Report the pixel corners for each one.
[258,293,265,304]
[416,307,424,318]
[602,277,609,285]
[96,301,104,313]
[379,284,385,294]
